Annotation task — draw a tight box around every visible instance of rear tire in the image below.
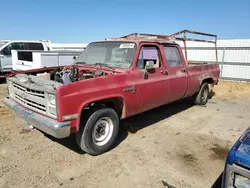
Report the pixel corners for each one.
[76,108,119,156]
[194,82,209,105]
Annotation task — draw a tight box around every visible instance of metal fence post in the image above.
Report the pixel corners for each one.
[220,46,226,79]
[57,53,59,66]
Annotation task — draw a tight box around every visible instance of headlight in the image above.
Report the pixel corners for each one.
[234,174,250,188]
[47,94,57,117]
[48,94,56,105]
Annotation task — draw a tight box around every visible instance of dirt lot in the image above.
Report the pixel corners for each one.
[1,81,250,188]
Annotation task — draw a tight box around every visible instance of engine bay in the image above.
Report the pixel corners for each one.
[50,65,110,84]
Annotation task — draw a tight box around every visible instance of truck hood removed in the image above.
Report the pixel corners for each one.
[7,65,114,94]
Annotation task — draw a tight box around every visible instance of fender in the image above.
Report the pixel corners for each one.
[76,94,126,131]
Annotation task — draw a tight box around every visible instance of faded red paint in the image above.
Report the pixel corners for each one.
[55,40,219,133]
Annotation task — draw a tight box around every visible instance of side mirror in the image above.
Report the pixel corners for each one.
[141,69,148,79]
[145,60,154,70]
[73,56,77,60]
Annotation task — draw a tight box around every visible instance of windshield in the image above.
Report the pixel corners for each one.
[74,42,136,69]
[0,42,8,49]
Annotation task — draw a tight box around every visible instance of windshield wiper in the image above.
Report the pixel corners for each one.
[94,63,115,70]
[75,61,86,65]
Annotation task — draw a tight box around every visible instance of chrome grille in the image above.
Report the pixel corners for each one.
[11,83,47,115]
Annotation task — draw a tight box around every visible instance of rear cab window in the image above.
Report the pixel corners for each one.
[24,43,44,50]
[164,46,182,67]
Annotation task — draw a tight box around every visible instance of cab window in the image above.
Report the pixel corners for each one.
[164,46,182,67]
[1,43,24,56]
[136,46,161,69]
[24,43,44,50]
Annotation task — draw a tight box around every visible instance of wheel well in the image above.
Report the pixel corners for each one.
[95,97,124,118]
[80,97,124,124]
[202,78,214,84]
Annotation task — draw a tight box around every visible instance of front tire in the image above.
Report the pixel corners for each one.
[194,82,209,105]
[76,108,119,156]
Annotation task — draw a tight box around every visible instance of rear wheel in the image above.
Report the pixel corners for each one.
[76,108,119,156]
[194,82,209,105]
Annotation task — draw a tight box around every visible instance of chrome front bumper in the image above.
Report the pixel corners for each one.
[3,97,71,138]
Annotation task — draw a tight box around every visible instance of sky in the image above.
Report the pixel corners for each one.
[1,0,250,43]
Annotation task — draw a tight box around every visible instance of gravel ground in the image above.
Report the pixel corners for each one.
[1,81,250,188]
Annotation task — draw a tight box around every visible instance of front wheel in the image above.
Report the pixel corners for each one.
[76,108,119,156]
[194,82,209,105]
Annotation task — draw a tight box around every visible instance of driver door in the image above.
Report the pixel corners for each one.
[130,44,169,114]
[0,42,24,72]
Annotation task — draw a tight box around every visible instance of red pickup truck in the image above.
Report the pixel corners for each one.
[3,30,220,155]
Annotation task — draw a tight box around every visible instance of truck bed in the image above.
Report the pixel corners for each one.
[185,63,220,97]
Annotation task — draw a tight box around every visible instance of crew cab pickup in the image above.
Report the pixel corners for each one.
[3,30,220,155]
[222,127,250,187]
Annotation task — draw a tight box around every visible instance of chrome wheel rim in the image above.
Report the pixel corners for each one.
[92,117,114,146]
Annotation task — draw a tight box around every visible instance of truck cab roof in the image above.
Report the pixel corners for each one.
[0,40,51,51]
[105,33,178,45]
[90,40,177,47]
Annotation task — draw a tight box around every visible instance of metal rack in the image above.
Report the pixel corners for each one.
[107,30,218,63]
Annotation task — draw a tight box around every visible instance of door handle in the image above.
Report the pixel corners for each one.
[180,68,186,73]
[160,70,168,75]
